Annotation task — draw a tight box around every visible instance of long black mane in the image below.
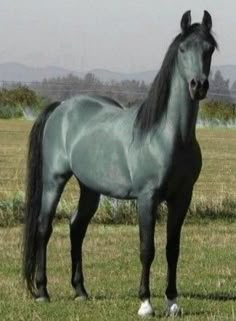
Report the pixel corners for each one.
[134,23,218,136]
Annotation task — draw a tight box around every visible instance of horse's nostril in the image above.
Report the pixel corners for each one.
[190,79,197,89]
[190,79,209,92]
[202,79,209,90]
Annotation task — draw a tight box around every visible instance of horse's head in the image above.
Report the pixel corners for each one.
[177,10,217,100]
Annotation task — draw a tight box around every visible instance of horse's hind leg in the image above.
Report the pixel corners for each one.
[70,184,100,299]
[35,174,70,301]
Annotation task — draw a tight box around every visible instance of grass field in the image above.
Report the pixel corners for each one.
[0,222,235,321]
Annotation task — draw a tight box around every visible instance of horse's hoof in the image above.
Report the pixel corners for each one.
[166,304,182,317]
[165,297,182,317]
[138,300,155,317]
[74,294,88,301]
[35,296,50,303]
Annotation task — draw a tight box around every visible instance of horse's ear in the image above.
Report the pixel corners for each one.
[202,10,212,32]
[181,10,191,34]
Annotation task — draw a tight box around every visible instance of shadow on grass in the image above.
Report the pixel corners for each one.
[89,293,211,319]
[182,291,236,301]
[76,291,236,304]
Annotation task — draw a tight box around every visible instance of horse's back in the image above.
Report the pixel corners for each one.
[44,95,126,142]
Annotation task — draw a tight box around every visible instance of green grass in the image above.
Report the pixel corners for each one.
[0,222,235,320]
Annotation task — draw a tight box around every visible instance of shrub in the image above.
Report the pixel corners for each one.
[0,86,43,118]
[199,100,236,122]
[0,192,25,227]
[0,104,23,119]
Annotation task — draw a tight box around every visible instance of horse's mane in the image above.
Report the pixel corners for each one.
[134,23,218,137]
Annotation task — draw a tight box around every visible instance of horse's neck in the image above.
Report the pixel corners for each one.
[162,67,199,146]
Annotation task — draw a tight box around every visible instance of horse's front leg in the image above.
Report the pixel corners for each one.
[165,186,193,316]
[137,194,158,317]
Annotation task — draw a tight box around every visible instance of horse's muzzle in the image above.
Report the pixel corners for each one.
[189,78,209,100]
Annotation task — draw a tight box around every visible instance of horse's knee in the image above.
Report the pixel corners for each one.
[140,245,155,265]
[37,216,53,241]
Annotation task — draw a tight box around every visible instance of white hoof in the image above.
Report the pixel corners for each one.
[165,297,181,317]
[74,295,88,301]
[35,297,50,303]
[138,300,154,317]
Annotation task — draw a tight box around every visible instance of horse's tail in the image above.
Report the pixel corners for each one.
[22,102,61,295]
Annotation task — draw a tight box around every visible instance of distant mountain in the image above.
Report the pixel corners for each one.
[0,63,78,82]
[0,63,157,84]
[0,62,235,86]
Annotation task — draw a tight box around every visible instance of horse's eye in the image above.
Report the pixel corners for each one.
[179,45,185,53]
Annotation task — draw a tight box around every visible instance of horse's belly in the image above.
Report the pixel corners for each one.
[74,162,133,199]
[70,134,133,199]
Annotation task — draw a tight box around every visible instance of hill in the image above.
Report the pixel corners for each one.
[0,62,235,85]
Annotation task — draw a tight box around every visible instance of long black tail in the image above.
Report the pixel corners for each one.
[22,102,61,295]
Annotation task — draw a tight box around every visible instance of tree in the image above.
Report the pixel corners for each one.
[209,70,232,103]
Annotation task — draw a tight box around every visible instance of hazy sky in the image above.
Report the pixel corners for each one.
[0,0,235,72]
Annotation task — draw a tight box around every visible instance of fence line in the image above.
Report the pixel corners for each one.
[0,79,235,99]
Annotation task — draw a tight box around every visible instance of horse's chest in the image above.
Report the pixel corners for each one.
[164,149,202,198]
